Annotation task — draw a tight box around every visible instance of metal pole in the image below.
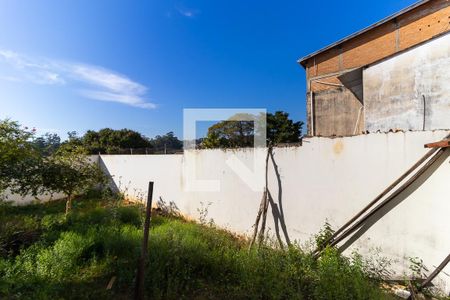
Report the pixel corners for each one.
[135,181,154,300]
[422,95,426,131]
[310,88,314,136]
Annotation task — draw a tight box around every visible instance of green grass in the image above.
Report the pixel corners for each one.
[0,195,395,299]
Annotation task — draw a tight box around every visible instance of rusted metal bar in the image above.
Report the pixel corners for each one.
[313,79,344,88]
[422,95,426,131]
[326,147,446,250]
[424,139,450,148]
[313,133,450,257]
[419,253,450,290]
[135,181,154,300]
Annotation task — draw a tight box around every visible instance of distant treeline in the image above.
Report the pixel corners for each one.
[33,129,183,155]
[30,110,303,155]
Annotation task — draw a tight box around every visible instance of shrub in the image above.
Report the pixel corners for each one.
[41,144,107,215]
[313,247,384,299]
[36,232,94,280]
[116,206,142,227]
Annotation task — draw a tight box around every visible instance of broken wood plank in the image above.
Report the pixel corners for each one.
[106,276,116,290]
[424,139,450,148]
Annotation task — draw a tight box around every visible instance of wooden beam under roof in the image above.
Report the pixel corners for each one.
[424,139,450,148]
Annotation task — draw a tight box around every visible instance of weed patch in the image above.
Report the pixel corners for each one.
[0,197,395,299]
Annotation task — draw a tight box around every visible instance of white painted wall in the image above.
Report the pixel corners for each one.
[1,190,66,205]
[5,131,449,290]
[99,130,450,291]
[99,154,183,206]
[1,155,99,205]
[364,32,450,132]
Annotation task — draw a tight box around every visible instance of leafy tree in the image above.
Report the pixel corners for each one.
[200,132,221,149]
[202,115,254,149]
[67,131,83,144]
[0,119,43,197]
[0,120,106,210]
[266,111,303,145]
[150,132,183,153]
[80,128,152,154]
[41,144,106,215]
[201,111,303,149]
[59,131,84,150]
[81,130,103,153]
[63,129,183,154]
[33,133,61,156]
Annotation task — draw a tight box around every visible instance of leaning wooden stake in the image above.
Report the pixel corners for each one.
[134,181,154,300]
[313,133,450,257]
[329,148,445,247]
[258,186,270,245]
[249,146,272,248]
[314,146,446,259]
[418,253,450,291]
[249,188,267,249]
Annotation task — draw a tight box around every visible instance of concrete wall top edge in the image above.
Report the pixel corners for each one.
[95,130,450,157]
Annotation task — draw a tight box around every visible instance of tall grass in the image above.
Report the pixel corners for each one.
[0,196,394,299]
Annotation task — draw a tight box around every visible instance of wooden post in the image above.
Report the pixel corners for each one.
[135,181,154,300]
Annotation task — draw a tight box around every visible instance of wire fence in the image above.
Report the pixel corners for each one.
[97,140,303,155]
[97,147,183,155]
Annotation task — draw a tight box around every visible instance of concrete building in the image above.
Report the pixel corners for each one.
[298,0,450,137]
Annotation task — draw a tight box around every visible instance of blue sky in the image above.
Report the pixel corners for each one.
[0,0,417,139]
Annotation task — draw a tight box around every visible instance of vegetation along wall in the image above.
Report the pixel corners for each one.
[98,130,450,292]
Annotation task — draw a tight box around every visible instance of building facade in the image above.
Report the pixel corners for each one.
[298,0,450,136]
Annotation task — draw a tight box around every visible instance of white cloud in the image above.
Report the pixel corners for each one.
[175,5,200,18]
[35,71,66,85]
[0,49,155,109]
[79,90,156,109]
[0,75,22,82]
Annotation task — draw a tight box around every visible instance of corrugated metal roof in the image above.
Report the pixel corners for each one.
[297,0,432,68]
